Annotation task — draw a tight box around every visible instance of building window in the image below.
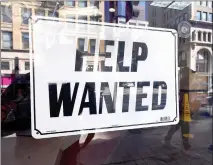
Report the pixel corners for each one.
[2,31,12,49]
[208,1,212,8]
[198,31,202,41]
[201,1,207,7]
[196,11,201,20]
[66,0,75,7]
[78,38,85,52]
[22,32,29,49]
[67,15,76,19]
[192,31,196,41]
[196,1,200,6]
[1,61,10,70]
[208,32,212,42]
[196,50,209,72]
[78,16,87,21]
[89,39,96,54]
[1,6,12,23]
[208,13,212,22]
[48,11,58,17]
[90,16,98,22]
[35,9,45,16]
[25,61,30,70]
[78,1,87,7]
[202,12,207,21]
[21,8,32,24]
[203,32,207,41]
[90,1,99,8]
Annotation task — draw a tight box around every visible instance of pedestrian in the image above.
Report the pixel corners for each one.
[162,91,198,156]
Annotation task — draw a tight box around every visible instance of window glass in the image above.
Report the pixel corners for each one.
[201,1,207,7]
[78,38,85,52]
[196,1,200,6]
[67,15,76,19]
[1,2,213,165]
[90,16,98,22]
[78,1,87,7]
[208,32,212,42]
[25,61,30,70]
[90,1,99,8]
[196,11,201,20]
[78,16,87,21]
[35,9,45,16]
[1,61,10,70]
[1,5,12,23]
[203,32,207,41]
[90,39,96,54]
[208,1,212,8]
[208,13,212,22]
[202,12,207,21]
[21,8,32,24]
[48,11,58,17]
[198,31,202,41]
[196,50,209,72]
[2,31,12,49]
[67,0,75,6]
[22,32,29,49]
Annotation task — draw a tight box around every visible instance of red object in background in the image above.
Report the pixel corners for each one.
[1,105,7,121]
[1,74,16,90]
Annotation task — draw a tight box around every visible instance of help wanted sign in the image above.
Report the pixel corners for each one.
[30,17,179,139]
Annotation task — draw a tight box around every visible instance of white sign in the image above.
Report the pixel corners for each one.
[30,17,179,139]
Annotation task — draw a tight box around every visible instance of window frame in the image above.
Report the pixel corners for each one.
[78,16,88,21]
[201,1,207,7]
[78,1,87,7]
[208,13,212,22]
[21,8,32,24]
[1,61,10,70]
[202,12,207,21]
[196,50,209,73]
[35,9,46,17]
[90,1,99,8]
[1,5,12,23]
[196,11,202,20]
[48,11,58,17]
[22,32,29,49]
[66,0,75,7]
[24,61,30,70]
[1,31,13,49]
[78,38,85,52]
[89,39,96,54]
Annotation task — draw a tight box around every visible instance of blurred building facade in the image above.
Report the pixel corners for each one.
[1,1,106,88]
[146,2,212,92]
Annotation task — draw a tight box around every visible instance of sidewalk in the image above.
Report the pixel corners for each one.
[78,117,212,165]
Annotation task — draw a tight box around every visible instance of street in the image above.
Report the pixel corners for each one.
[77,116,212,165]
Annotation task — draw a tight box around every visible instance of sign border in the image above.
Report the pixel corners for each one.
[30,16,179,137]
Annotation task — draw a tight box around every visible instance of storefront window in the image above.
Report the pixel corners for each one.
[1,2,213,165]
